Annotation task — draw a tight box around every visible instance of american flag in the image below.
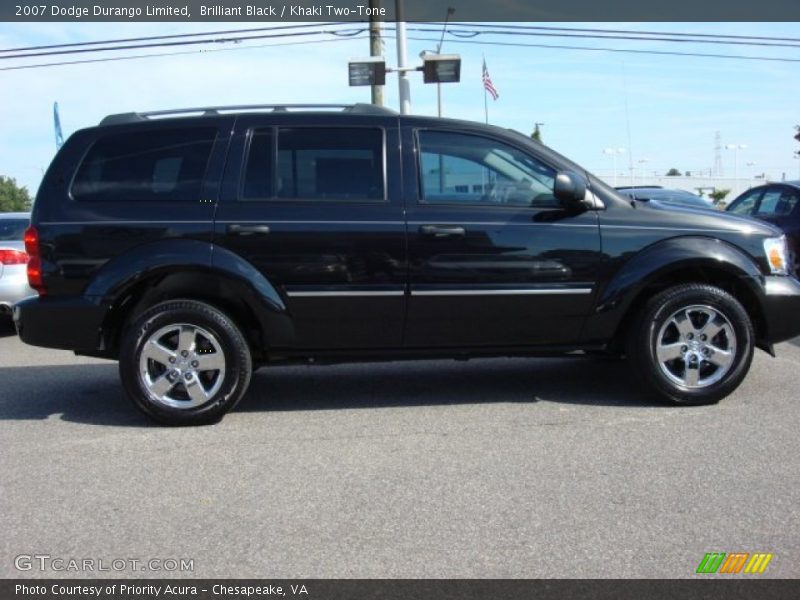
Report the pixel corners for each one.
[482,59,499,101]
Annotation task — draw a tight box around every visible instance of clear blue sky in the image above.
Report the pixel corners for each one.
[1,21,799,194]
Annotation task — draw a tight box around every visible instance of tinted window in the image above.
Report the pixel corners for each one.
[727,188,761,216]
[72,128,216,202]
[756,189,782,215]
[241,129,274,200]
[777,190,800,215]
[418,131,556,207]
[0,219,28,241]
[276,128,384,201]
[756,188,799,216]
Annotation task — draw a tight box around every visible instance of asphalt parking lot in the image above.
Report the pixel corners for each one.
[1,318,799,579]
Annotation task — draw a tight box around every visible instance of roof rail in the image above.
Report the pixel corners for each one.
[99,103,397,125]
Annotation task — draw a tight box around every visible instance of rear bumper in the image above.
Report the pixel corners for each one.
[762,276,800,345]
[13,295,108,352]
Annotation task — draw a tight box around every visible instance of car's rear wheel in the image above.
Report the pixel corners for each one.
[119,300,252,425]
[627,284,754,406]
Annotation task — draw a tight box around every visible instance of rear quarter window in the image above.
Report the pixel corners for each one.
[71,127,216,202]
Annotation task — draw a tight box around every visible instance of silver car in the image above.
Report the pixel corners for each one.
[0,212,35,318]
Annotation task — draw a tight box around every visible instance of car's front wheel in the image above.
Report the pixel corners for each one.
[119,300,252,425]
[627,284,754,406]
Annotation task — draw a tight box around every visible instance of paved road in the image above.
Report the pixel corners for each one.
[1,318,799,579]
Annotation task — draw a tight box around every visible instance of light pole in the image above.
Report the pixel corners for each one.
[794,151,800,179]
[395,0,411,115]
[603,147,626,187]
[725,143,747,183]
[418,8,455,117]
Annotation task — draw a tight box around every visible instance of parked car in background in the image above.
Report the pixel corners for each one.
[616,186,715,210]
[726,182,800,276]
[0,212,35,318]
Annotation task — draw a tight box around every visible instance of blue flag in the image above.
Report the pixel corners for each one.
[53,102,64,149]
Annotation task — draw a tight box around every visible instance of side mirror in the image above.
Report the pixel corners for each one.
[553,171,587,207]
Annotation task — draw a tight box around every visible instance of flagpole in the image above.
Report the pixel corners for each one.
[482,55,489,124]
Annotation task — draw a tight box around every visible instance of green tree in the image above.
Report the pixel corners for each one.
[531,123,543,143]
[665,168,681,176]
[708,188,731,208]
[0,176,32,212]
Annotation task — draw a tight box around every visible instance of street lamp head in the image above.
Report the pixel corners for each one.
[421,54,461,84]
[348,57,386,87]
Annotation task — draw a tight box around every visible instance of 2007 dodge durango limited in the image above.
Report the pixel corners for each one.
[14,103,800,425]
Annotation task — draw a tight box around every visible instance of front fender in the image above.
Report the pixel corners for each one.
[583,236,766,344]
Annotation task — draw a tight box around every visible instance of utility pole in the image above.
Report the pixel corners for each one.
[369,0,384,106]
[395,0,411,115]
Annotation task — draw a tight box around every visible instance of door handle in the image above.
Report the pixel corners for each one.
[419,225,466,239]
[227,224,271,235]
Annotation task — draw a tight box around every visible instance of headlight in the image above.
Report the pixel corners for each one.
[763,236,789,275]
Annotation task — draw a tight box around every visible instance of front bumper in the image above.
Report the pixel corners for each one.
[14,295,109,353]
[762,276,800,345]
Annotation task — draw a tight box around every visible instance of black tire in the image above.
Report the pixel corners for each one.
[626,284,754,406]
[119,300,252,425]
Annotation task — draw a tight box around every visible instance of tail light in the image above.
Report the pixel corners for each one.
[0,249,28,265]
[24,226,46,295]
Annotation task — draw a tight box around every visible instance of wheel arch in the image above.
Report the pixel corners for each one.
[584,236,770,354]
[609,265,767,355]
[87,242,294,360]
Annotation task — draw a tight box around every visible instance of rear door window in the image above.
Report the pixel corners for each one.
[240,127,385,202]
[277,128,384,201]
[71,127,216,202]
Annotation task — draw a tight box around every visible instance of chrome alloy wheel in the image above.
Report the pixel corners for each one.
[655,304,736,389]
[138,323,226,409]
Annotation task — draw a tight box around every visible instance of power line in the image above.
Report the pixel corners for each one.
[405,26,800,50]
[5,28,798,73]
[6,22,800,62]
[0,22,350,53]
[0,35,369,72]
[399,35,800,64]
[6,21,798,57]
[0,27,367,60]
[439,23,800,44]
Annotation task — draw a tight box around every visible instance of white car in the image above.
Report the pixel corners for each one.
[0,212,35,318]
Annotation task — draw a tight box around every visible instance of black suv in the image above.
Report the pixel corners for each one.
[14,104,800,425]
